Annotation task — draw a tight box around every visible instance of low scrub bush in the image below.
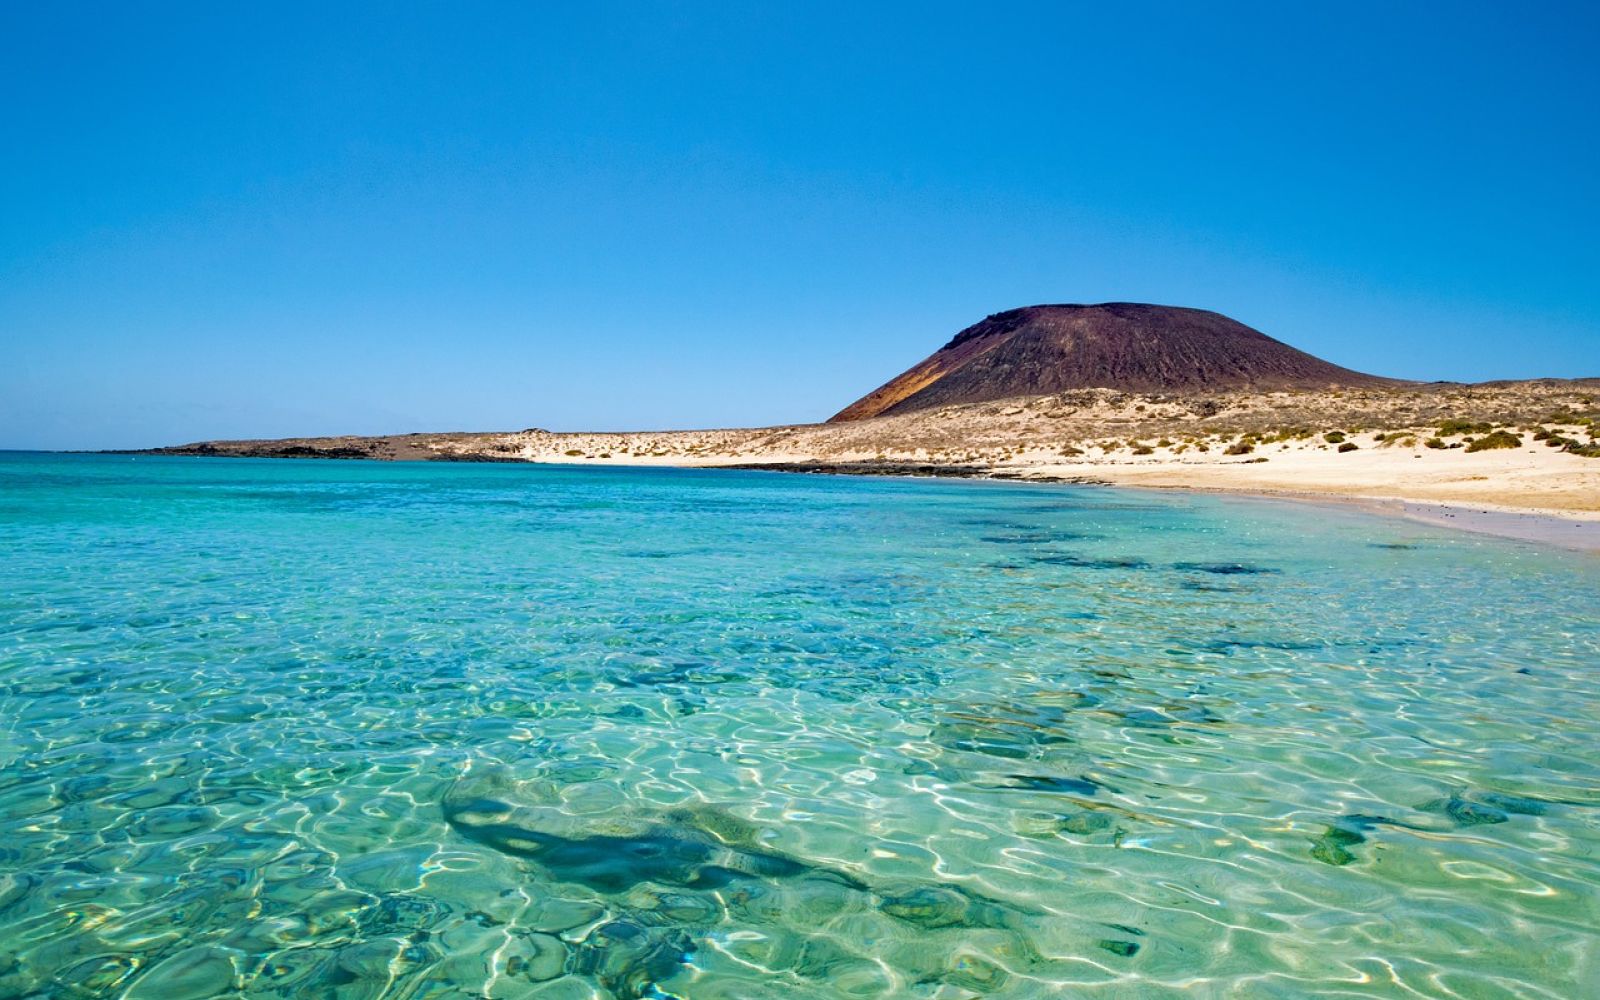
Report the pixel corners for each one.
[1465,430,1522,452]
[1337,442,1358,453]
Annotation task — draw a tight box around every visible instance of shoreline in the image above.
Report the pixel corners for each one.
[723,460,1600,554]
[123,381,1600,546]
[1142,486,1600,554]
[109,449,1600,555]
[1391,500,1598,553]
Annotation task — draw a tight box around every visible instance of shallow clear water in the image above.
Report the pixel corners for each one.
[1,453,1598,999]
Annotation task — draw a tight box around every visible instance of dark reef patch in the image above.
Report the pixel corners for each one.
[1097,939,1140,957]
[571,919,696,999]
[979,530,1102,545]
[878,884,1023,931]
[997,773,1105,796]
[1421,794,1509,828]
[1309,814,1397,866]
[444,796,866,895]
[931,702,1080,759]
[1032,554,1150,570]
[1172,561,1279,575]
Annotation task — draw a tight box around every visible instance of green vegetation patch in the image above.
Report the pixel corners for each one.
[1464,430,1522,452]
[1337,442,1358,453]
[1438,419,1494,436]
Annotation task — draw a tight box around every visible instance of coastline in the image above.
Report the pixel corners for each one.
[1144,486,1600,554]
[1394,500,1599,553]
[721,460,1600,554]
[126,381,1600,554]
[114,447,1600,555]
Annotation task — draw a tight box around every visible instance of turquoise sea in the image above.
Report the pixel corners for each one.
[1,452,1597,999]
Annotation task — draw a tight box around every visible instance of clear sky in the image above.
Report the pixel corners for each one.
[3,2,1597,450]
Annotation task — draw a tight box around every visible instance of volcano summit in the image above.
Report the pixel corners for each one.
[830,303,1398,421]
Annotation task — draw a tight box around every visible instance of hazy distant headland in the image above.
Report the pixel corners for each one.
[144,303,1600,519]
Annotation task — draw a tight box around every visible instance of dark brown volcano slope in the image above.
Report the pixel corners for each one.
[830,303,1399,421]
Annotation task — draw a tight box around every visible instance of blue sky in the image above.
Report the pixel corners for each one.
[3,2,1597,449]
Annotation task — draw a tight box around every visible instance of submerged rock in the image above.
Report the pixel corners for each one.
[502,932,568,984]
[1056,811,1119,836]
[357,892,448,937]
[123,946,238,1000]
[930,702,1077,760]
[447,808,834,893]
[1422,794,1509,827]
[1475,792,1550,816]
[1172,562,1279,575]
[571,919,694,999]
[999,773,1104,796]
[1309,814,1401,866]
[934,950,1010,992]
[443,768,869,897]
[879,884,1019,931]
[1310,824,1365,866]
[444,763,1053,994]
[1032,554,1151,570]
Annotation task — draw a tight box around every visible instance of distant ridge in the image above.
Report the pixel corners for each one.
[830,303,1399,421]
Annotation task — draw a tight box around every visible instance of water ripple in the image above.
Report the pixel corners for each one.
[0,455,1597,997]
